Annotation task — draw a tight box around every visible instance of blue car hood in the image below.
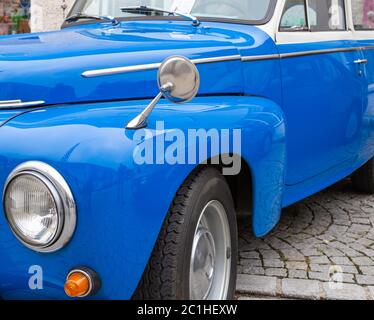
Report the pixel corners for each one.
[0,21,270,106]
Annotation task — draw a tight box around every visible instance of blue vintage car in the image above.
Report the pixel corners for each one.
[0,0,373,300]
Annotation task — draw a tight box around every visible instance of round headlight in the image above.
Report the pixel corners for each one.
[3,162,76,253]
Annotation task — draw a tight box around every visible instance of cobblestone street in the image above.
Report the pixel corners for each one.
[236,180,374,300]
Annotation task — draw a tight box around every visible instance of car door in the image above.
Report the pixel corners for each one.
[351,0,374,163]
[277,0,364,185]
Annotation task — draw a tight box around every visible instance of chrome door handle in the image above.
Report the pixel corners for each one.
[354,59,368,64]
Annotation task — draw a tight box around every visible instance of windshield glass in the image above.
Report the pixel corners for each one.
[69,0,274,23]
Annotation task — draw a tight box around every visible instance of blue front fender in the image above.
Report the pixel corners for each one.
[0,96,286,299]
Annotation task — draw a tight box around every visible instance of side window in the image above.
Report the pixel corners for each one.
[352,0,374,30]
[308,0,346,31]
[280,0,308,31]
[280,0,346,31]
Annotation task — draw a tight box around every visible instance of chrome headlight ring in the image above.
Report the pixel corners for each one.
[2,161,76,253]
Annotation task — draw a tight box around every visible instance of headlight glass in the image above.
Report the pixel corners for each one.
[4,174,61,247]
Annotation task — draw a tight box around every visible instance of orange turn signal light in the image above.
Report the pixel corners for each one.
[64,271,91,298]
[64,267,101,298]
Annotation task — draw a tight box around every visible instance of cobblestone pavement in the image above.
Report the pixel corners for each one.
[236,180,374,300]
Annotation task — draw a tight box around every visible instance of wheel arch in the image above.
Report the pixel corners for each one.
[195,157,253,219]
[195,152,284,238]
[176,95,287,237]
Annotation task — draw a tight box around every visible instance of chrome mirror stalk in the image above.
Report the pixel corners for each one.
[126,83,173,130]
[125,56,200,130]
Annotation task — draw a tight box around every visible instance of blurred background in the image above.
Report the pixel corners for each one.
[0,0,74,35]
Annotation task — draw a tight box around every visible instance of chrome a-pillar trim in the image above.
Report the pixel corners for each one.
[0,100,45,109]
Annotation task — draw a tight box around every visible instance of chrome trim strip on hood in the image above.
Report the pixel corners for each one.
[0,100,45,109]
[82,45,374,78]
[82,62,162,78]
[0,100,22,105]
[81,53,293,78]
[82,55,242,78]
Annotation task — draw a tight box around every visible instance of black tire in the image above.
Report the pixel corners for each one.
[351,158,374,194]
[133,167,238,300]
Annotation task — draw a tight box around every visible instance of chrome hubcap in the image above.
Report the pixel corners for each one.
[189,200,231,300]
[190,228,216,299]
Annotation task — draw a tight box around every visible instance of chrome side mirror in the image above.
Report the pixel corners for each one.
[126,56,200,130]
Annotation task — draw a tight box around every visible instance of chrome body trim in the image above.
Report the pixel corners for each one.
[279,47,360,59]
[0,100,45,109]
[241,54,280,62]
[82,62,162,78]
[82,46,374,78]
[362,45,374,51]
[248,46,374,60]
[3,161,77,253]
[82,55,241,78]
[0,100,22,105]
[192,55,242,64]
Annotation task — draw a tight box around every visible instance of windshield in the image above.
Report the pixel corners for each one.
[69,0,275,24]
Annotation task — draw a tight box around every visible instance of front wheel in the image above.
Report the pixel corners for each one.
[134,167,238,300]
